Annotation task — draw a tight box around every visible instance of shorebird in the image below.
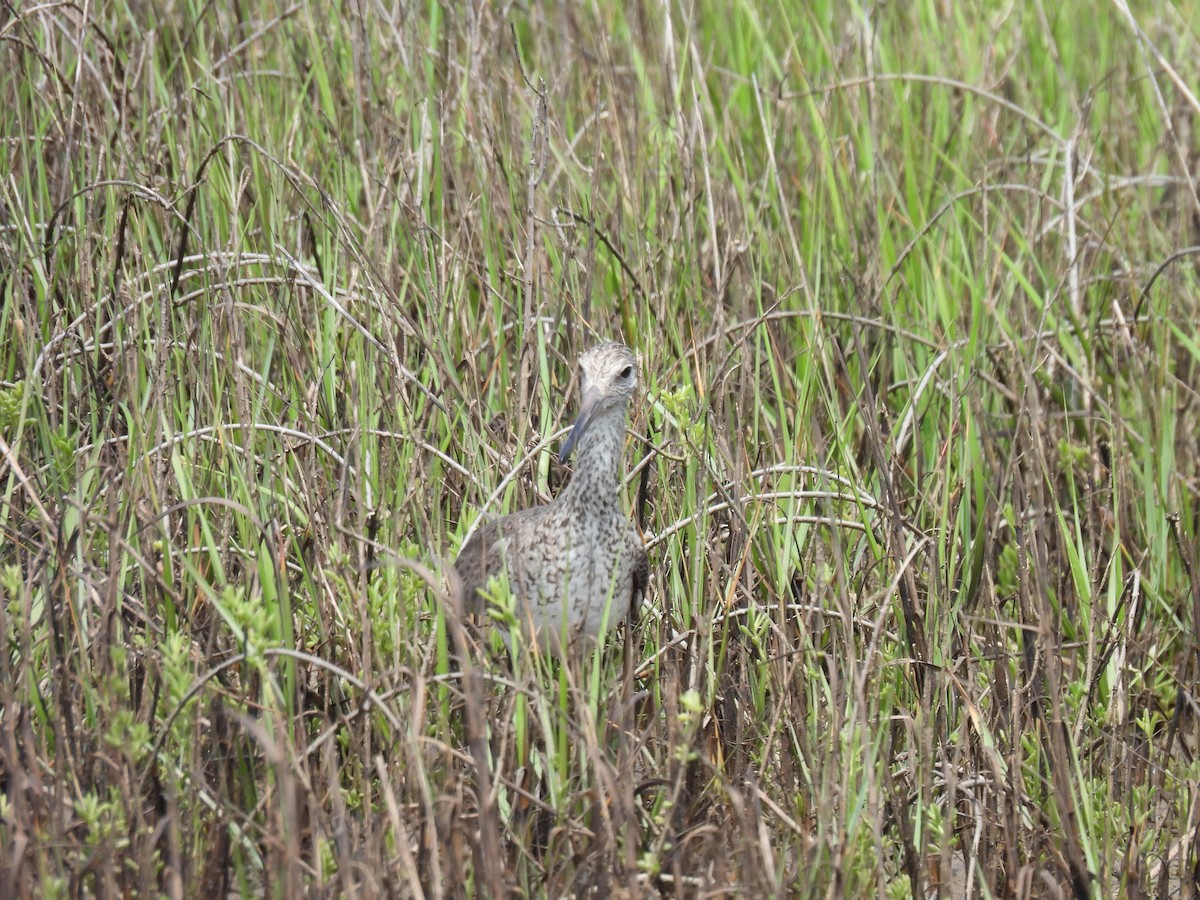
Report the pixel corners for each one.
[454,342,648,651]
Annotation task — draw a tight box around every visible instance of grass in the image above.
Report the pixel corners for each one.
[3,0,1200,895]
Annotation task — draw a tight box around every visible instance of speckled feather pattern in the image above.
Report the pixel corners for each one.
[454,343,648,650]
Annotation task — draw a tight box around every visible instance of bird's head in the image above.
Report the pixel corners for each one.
[559,342,638,463]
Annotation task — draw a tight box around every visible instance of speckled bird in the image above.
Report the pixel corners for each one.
[454,342,649,651]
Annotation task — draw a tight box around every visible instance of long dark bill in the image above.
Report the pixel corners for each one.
[558,387,602,463]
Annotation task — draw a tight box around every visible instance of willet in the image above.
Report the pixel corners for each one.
[454,342,648,650]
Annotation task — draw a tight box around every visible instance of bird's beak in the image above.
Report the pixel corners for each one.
[559,386,602,463]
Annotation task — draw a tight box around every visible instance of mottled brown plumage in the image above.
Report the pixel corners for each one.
[454,342,648,650]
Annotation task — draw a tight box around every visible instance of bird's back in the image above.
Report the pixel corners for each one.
[453,498,646,647]
[454,502,555,615]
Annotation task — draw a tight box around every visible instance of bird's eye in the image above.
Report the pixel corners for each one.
[620,365,633,380]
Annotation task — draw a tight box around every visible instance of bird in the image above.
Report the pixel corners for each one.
[454,341,649,651]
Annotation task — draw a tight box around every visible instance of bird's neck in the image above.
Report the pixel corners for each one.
[561,411,626,504]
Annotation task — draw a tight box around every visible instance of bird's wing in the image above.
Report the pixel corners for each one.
[629,526,649,608]
[453,518,509,615]
[454,505,551,614]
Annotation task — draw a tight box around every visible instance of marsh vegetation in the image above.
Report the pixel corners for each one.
[3,1,1200,895]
